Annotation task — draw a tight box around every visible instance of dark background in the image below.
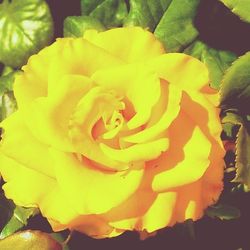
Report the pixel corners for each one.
[44,0,250,249]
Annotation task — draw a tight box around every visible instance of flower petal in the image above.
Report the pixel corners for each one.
[141,192,177,232]
[100,138,169,164]
[147,53,209,92]
[51,149,144,215]
[84,27,165,63]
[0,112,54,178]
[152,126,211,192]
[122,83,182,143]
[92,63,161,129]
[14,37,123,109]
[0,154,77,225]
[14,41,65,108]
[21,75,92,152]
[69,86,128,171]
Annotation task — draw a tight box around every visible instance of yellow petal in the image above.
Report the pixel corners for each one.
[62,215,124,239]
[48,38,124,88]
[69,86,128,171]
[0,154,77,225]
[182,92,222,143]
[105,190,156,231]
[84,27,165,63]
[14,37,123,109]
[20,74,92,152]
[122,83,181,143]
[0,112,55,178]
[147,53,209,91]
[21,97,74,152]
[51,149,143,215]
[152,126,211,192]
[14,40,67,108]
[92,63,161,129]
[141,192,177,232]
[174,181,203,222]
[100,138,169,164]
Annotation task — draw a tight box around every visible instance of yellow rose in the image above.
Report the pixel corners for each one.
[0,27,224,238]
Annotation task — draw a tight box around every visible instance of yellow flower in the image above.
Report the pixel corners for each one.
[0,27,224,238]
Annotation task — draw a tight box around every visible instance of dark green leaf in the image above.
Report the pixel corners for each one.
[233,125,250,187]
[220,0,250,23]
[220,52,250,112]
[221,111,250,188]
[0,207,38,239]
[0,0,54,68]
[123,0,171,30]
[0,230,62,250]
[0,192,37,239]
[81,0,128,28]
[81,0,105,15]
[154,0,200,52]
[232,183,250,193]
[64,16,105,38]
[0,71,19,94]
[1,91,17,120]
[51,233,70,250]
[0,71,19,121]
[221,110,243,125]
[184,40,236,89]
[1,66,13,77]
[0,193,15,232]
[206,204,241,220]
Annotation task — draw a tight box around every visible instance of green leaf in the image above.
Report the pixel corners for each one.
[0,193,15,232]
[0,230,62,250]
[221,111,250,188]
[81,0,105,15]
[220,0,250,23]
[123,0,172,30]
[1,91,17,120]
[81,0,128,28]
[233,124,250,187]
[0,0,54,68]
[154,0,200,52]
[0,71,19,94]
[0,71,19,121]
[184,40,236,89]
[51,233,70,250]
[0,207,38,239]
[1,66,13,77]
[0,192,37,239]
[206,204,241,220]
[220,52,250,112]
[64,16,105,38]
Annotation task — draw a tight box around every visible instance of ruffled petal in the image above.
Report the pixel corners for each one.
[48,38,124,88]
[14,37,123,109]
[51,149,144,215]
[100,138,169,163]
[0,112,55,178]
[174,181,203,223]
[122,83,181,144]
[147,53,209,92]
[20,74,93,152]
[152,125,211,192]
[92,63,161,129]
[84,27,165,63]
[69,86,128,171]
[0,154,77,225]
[141,192,177,232]
[14,41,65,108]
